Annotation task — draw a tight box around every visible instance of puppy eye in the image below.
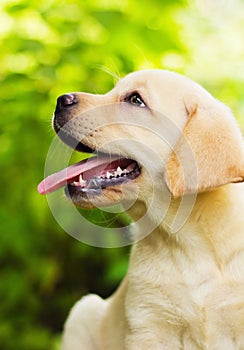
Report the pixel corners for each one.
[126,93,146,108]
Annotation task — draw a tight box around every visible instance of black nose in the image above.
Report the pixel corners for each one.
[56,93,78,109]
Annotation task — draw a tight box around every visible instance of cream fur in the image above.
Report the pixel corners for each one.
[58,70,244,349]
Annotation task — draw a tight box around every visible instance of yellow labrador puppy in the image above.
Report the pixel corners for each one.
[38,70,244,349]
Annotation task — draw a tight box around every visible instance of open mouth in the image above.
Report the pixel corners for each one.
[37,150,141,196]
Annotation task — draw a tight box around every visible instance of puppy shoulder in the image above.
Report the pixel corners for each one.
[62,294,108,350]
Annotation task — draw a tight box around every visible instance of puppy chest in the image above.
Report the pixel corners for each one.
[126,278,244,347]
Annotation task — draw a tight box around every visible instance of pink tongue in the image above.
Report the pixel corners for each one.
[37,155,119,195]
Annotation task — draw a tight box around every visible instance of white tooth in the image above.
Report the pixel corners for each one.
[79,174,86,187]
[116,166,123,176]
[106,171,112,178]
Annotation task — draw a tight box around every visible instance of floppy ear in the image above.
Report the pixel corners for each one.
[165,94,244,197]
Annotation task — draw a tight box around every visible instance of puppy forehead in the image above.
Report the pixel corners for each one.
[113,69,192,96]
[115,71,151,90]
[114,70,165,93]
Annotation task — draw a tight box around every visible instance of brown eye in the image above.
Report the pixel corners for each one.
[126,93,146,107]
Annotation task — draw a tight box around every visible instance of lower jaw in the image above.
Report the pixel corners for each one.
[65,185,125,208]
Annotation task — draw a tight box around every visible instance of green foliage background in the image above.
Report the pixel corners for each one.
[1,0,244,348]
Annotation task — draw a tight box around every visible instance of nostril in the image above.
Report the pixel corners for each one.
[57,94,78,109]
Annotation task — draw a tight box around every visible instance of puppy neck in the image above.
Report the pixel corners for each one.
[128,184,244,268]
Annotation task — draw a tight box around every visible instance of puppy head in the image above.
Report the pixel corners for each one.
[39,70,244,209]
